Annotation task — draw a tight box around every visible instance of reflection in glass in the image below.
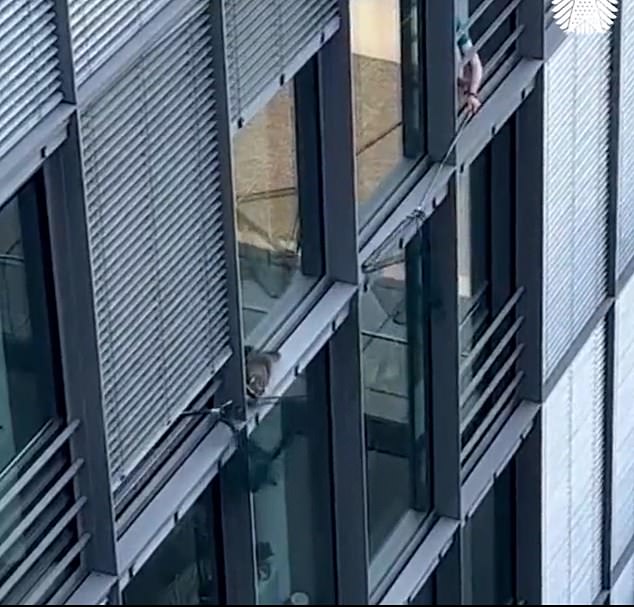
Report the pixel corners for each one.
[123,484,220,605]
[351,0,423,214]
[457,148,492,426]
[0,177,60,474]
[361,234,431,584]
[249,352,335,605]
[234,82,316,340]
[462,463,515,605]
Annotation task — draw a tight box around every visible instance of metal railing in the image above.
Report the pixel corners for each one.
[459,287,525,474]
[457,0,525,117]
[0,419,89,604]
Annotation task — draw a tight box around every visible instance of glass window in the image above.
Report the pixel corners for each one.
[457,150,492,356]
[123,482,221,605]
[248,349,335,605]
[457,146,492,440]
[462,463,516,605]
[234,79,322,344]
[0,175,60,473]
[351,0,425,220]
[361,233,432,589]
[458,121,517,461]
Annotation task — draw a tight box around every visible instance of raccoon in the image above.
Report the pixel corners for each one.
[244,346,281,399]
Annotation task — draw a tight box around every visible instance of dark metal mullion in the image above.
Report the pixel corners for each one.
[489,113,516,316]
[327,304,369,604]
[400,0,415,156]
[210,3,256,604]
[517,0,544,60]
[405,232,430,512]
[51,0,78,103]
[425,0,456,163]
[42,119,119,596]
[603,8,621,594]
[515,73,544,403]
[426,180,461,521]
[514,411,542,604]
[318,0,357,285]
[294,58,324,278]
[602,305,615,592]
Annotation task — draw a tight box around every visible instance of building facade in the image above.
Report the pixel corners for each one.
[0,0,632,604]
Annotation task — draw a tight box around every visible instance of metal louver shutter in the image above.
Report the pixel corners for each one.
[617,0,634,276]
[543,34,610,378]
[542,321,605,605]
[612,275,634,567]
[68,0,172,87]
[80,1,231,488]
[612,555,634,605]
[223,0,340,128]
[0,0,63,161]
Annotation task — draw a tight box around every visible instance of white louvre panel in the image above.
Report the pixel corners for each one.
[612,275,634,566]
[612,554,634,605]
[617,0,634,275]
[223,0,339,127]
[80,2,231,488]
[68,0,172,87]
[543,34,610,378]
[542,321,605,605]
[0,0,63,160]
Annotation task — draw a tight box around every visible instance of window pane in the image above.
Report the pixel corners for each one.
[352,0,424,217]
[234,80,320,342]
[123,483,221,605]
[361,234,432,583]
[249,350,335,605]
[0,177,60,473]
[457,148,492,429]
[462,463,515,605]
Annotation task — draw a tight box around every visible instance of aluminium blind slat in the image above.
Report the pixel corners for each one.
[0,0,62,160]
[68,0,172,86]
[543,33,610,378]
[223,0,340,128]
[612,276,634,567]
[617,0,634,275]
[89,173,222,265]
[542,321,606,605]
[80,3,231,489]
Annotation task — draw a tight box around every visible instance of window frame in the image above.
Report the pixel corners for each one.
[0,171,65,475]
[247,346,337,606]
[233,58,326,352]
[351,0,429,230]
[360,228,435,597]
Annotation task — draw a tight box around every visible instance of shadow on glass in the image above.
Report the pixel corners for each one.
[361,232,432,591]
[248,349,335,605]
